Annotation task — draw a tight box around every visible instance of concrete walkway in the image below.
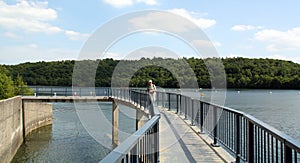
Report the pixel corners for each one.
[159,107,234,163]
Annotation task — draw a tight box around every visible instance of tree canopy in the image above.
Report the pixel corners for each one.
[3,57,300,89]
[0,65,33,100]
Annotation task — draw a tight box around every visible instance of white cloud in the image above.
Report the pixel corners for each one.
[27,43,38,48]
[0,44,77,64]
[231,25,263,31]
[137,0,158,5]
[65,30,90,41]
[103,0,157,8]
[3,32,19,39]
[103,52,123,59]
[0,1,88,41]
[129,9,215,33]
[103,0,133,8]
[191,40,222,47]
[0,1,57,21]
[168,8,216,29]
[0,17,63,34]
[254,28,300,52]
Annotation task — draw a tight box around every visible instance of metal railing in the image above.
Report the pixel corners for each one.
[156,91,300,163]
[100,88,160,163]
[27,86,111,96]
[20,86,300,162]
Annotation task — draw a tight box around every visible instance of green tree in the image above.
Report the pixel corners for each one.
[0,66,15,99]
[14,74,34,96]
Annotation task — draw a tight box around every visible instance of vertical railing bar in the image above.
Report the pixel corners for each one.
[211,106,219,147]
[271,135,274,163]
[247,120,254,163]
[200,101,204,133]
[260,129,263,163]
[276,139,279,163]
[185,96,187,119]
[264,131,267,163]
[168,93,171,111]
[294,151,297,163]
[281,142,283,163]
[267,133,270,163]
[191,99,194,125]
[284,143,292,163]
[235,114,241,163]
[176,94,179,114]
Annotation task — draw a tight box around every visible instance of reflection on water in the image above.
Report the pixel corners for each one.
[12,102,136,162]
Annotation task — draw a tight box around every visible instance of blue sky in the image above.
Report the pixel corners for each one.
[1,0,300,64]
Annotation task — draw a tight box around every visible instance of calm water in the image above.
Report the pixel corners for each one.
[177,89,300,141]
[12,102,136,162]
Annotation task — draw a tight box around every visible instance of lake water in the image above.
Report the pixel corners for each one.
[12,89,300,162]
[12,102,136,162]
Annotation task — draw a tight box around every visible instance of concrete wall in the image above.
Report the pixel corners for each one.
[24,102,52,136]
[0,96,52,163]
[0,96,23,163]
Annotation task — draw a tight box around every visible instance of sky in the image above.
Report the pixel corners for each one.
[1,0,300,64]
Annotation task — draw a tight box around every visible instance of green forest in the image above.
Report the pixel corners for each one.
[0,65,33,100]
[3,57,300,90]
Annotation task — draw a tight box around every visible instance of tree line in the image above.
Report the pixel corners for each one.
[3,57,300,90]
[0,65,33,100]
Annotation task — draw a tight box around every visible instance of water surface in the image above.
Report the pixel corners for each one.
[12,102,136,162]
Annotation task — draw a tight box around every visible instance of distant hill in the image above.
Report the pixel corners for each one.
[3,57,300,89]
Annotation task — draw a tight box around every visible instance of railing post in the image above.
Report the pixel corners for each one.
[131,145,137,163]
[284,144,292,163]
[185,96,187,119]
[247,120,254,163]
[139,92,142,108]
[235,114,241,163]
[154,121,159,162]
[112,101,119,148]
[168,93,171,111]
[162,92,165,107]
[191,99,194,125]
[200,101,204,133]
[176,94,179,114]
[35,86,38,96]
[211,106,219,147]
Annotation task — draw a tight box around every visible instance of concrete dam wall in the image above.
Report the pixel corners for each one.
[0,96,52,163]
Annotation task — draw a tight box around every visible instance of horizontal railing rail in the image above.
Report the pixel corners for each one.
[25,86,112,97]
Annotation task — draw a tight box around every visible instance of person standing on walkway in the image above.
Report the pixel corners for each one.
[147,80,156,103]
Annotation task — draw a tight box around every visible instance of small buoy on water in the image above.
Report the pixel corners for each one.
[269,91,272,94]
[237,91,240,94]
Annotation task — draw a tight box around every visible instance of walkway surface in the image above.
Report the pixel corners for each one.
[159,107,234,163]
